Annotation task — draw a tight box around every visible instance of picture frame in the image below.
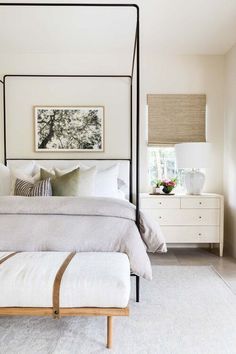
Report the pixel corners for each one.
[34,106,104,152]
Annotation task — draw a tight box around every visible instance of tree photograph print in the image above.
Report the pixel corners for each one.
[35,106,104,151]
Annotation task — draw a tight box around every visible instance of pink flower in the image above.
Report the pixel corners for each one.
[161,178,177,188]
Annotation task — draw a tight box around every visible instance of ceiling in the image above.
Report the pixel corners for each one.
[0,6,136,55]
[141,0,236,55]
[0,0,236,58]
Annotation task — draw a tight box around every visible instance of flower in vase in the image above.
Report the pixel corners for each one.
[161,178,177,194]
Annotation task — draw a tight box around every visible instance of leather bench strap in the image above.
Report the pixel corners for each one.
[52,252,76,319]
[0,252,19,265]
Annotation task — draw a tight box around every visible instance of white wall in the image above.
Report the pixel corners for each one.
[224,43,236,256]
[3,75,130,160]
[0,53,225,194]
[140,54,225,193]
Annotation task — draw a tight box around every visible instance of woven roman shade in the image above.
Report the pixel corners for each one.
[147,94,206,145]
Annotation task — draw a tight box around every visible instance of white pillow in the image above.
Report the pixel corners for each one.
[0,163,11,195]
[78,163,125,199]
[95,164,120,198]
[55,166,97,197]
[117,189,126,200]
[10,162,36,195]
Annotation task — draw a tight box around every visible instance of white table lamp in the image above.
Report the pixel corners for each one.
[175,142,211,195]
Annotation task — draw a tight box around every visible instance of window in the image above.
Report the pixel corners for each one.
[148,147,184,189]
[147,93,206,191]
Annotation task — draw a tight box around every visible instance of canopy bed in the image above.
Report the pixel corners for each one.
[0,3,166,348]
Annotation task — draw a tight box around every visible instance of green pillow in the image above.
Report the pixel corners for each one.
[40,168,55,181]
[40,168,80,196]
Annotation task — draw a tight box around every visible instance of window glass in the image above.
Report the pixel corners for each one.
[148,147,184,190]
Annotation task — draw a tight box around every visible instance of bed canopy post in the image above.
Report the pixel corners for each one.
[2,76,6,168]
[131,5,140,302]
[0,79,4,162]
[135,6,140,231]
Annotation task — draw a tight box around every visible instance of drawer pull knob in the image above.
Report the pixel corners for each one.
[158,216,162,219]
[159,202,162,205]
[198,233,202,236]
[199,216,202,219]
[199,202,202,205]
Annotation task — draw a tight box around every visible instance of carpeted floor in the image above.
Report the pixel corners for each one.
[1,266,236,354]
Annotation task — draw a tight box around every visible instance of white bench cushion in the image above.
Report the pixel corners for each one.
[0,252,130,308]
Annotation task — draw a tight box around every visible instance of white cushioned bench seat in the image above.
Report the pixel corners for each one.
[0,251,130,308]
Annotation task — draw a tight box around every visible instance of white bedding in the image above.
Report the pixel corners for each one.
[0,252,130,308]
[0,196,167,280]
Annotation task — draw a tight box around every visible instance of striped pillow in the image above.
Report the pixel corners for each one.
[14,178,52,197]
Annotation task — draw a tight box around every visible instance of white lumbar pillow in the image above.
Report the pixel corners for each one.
[10,161,37,195]
[0,163,11,195]
[54,166,97,197]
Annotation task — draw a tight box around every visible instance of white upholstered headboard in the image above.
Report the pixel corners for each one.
[7,159,130,199]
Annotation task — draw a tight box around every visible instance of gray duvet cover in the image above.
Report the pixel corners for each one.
[0,196,166,279]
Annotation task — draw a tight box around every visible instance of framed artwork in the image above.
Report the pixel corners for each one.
[34,106,104,152]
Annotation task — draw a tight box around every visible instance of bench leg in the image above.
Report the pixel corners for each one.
[107,316,113,349]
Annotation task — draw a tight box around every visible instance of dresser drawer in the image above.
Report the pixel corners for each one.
[181,197,220,209]
[144,209,220,226]
[141,197,180,209]
[162,226,220,243]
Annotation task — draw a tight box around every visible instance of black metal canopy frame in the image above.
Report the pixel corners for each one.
[0,3,140,301]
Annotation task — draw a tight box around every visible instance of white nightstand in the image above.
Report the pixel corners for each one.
[140,193,224,256]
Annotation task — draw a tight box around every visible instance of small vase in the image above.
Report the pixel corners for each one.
[162,186,173,194]
[155,187,162,194]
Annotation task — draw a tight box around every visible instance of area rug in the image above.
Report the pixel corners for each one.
[0,266,236,354]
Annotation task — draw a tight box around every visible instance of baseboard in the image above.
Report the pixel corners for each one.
[166,243,218,249]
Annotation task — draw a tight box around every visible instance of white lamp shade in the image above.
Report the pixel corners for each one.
[175,142,211,169]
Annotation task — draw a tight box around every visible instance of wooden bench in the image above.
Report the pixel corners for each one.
[0,251,130,349]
